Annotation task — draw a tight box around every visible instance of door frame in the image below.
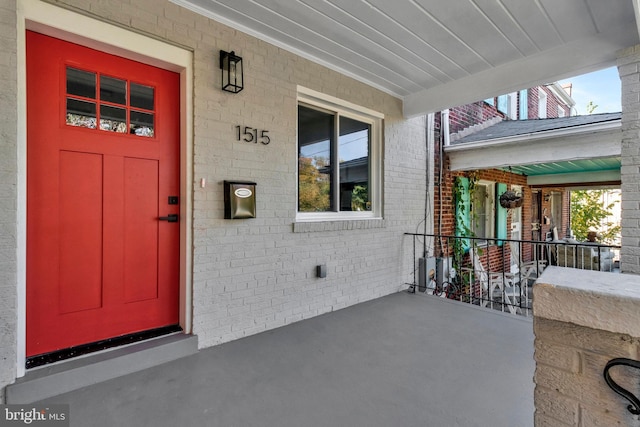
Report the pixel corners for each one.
[17,0,194,377]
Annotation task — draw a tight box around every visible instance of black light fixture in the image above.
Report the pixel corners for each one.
[220,50,243,93]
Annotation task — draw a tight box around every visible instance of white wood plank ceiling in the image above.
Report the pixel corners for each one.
[173,0,640,117]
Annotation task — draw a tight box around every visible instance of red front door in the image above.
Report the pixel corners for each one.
[26,31,181,356]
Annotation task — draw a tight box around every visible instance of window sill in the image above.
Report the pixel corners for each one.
[293,218,385,233]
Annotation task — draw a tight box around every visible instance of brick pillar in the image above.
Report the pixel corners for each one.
[618,46,640,274]
[533,268,640,426]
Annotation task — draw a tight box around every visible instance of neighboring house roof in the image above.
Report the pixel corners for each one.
[452,113,621,145]
[445,113,622,186]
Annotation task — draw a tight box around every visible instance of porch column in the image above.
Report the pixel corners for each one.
[618,45,640,274]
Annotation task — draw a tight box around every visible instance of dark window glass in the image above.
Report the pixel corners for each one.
[66,69,156,138]
[130,83,154,110]
[472,184,488,239]
[100,105,127,133]
[339,116,370,211]
[130,111,154,137]
[100,76,127,105]
[66,98,96,129]
[298,105,333,212]
[67,68,96,99]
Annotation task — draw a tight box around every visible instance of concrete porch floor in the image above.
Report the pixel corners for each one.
[37,292,534,427]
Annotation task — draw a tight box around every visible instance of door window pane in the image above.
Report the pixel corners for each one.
[130,111,155,137]
[66,98,96,129]
[67,68,96,99]
[130,83,154,110]
[298,105,333,212]
[100,105,127,133]
[66,69,157,138]
[339,116,370,211]
[100,75,127,105]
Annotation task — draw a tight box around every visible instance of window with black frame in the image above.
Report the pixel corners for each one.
[297,104,372,215]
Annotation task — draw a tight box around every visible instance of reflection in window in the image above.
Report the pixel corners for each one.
[66,98,96,129]
[339,116,370,211]
[100,75,126,105]
[471,184,488,238]
[298,104,371,213]
[100,105,127,133]
[298,106,333,212]
[468,182,496,243]
[65,67,156,138]
[130,83,154,110]
[67,68,96,99]
[130,111,154,137]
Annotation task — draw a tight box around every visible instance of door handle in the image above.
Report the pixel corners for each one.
[159,214,179,223]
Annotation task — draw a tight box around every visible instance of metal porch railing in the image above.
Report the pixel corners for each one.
[405,233,620,316]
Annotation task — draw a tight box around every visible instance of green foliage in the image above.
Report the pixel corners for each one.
[298,157,330,211]
[452,174,480,279]
[570,190,620,244]
[453,177,471,237]
[351,184,370,211]
[586,101,598,114]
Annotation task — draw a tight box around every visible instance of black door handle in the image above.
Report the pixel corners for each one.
[159,214,179,223]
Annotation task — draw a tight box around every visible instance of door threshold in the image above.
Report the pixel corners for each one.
[26,325,183,369]
[7,332,198,404]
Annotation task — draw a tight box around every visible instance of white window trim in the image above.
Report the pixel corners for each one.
[538,88,548,119]
[296,86,383,222]
[507,92,518,120]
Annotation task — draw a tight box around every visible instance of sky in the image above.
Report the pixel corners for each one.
[558,67,621,115]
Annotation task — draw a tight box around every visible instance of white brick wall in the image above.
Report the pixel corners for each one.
[618,45,640,274]
[533,268,640,426]
[0,0,17,403]
[534,318,640,426]
[1,0,432,396]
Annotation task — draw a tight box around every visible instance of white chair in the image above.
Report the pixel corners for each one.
[467,248,521,315]
[520,259,547,285]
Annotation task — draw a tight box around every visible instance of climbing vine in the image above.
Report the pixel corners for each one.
[452,172,479,296]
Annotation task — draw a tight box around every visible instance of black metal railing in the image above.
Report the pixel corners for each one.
[604,358,640,416]
[405,233,620,316]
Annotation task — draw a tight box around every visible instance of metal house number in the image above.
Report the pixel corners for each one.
[235,125,271,145]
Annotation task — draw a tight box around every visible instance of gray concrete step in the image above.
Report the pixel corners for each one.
[6,333,198,404]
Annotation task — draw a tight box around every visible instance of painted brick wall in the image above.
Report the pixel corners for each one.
[39,1,429,351]
[448,101,503,134]
[618,45,640,274]
[0,0,17,403]
[534,317,640,426]
[533,269,640,427]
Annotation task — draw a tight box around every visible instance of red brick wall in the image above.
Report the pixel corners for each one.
[435,86,573,271]
[528,86,571,119]
[448,101,504,134]
[434,114,572,269]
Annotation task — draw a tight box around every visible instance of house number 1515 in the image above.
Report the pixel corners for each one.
[235,125,271,145]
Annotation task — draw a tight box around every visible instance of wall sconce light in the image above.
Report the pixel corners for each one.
[220,50,243,93]
[544,192,551,202]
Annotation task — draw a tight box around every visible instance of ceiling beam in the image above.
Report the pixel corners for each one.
[403,34,626,118]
